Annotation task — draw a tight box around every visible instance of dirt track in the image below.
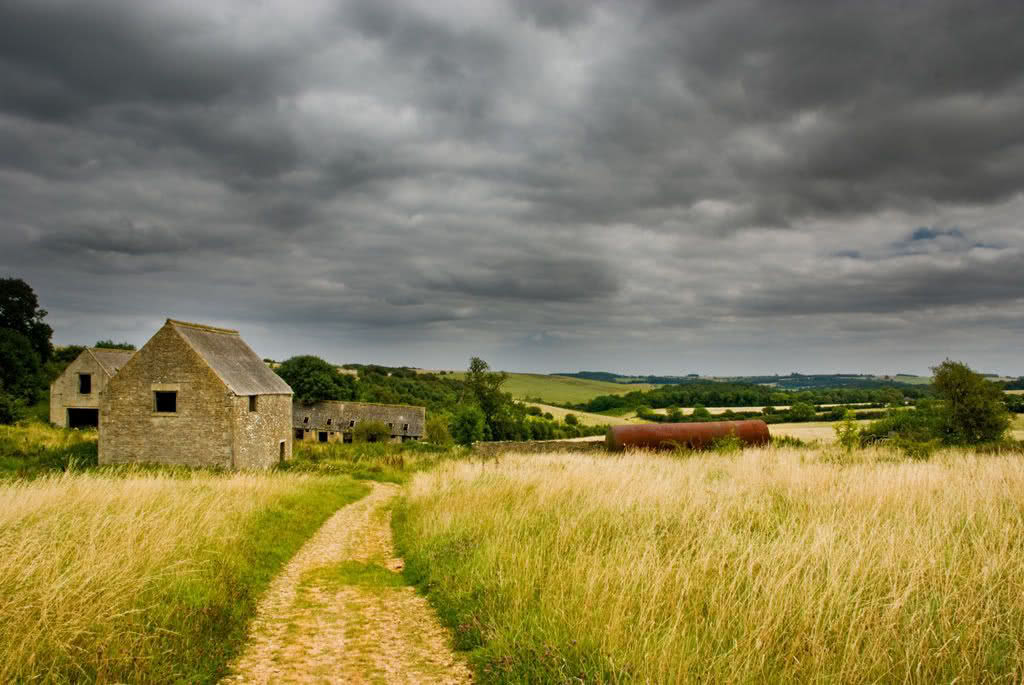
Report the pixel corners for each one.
[222,483,471,684]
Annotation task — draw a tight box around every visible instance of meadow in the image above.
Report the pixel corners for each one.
[0,424,370,683]
[446,371,653,404]
[525,402,642,426]
[397,446,1024,683]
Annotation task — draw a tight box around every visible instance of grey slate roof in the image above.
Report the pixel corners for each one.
[168,319,293,396]
[294,400,425,437]
[86,348,134,376]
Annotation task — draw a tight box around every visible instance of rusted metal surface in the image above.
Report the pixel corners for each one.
[605,419,771,451]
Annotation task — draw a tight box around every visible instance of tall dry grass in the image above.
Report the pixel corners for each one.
[397,446,1024,683]
[0,469,367,682]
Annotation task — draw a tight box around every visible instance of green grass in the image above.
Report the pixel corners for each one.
[447,372,652,405]
[287,439,463,484]
[303,561,406,590]
[0,423,98,477]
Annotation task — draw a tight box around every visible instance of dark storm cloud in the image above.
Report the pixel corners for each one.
[1,0,1023,374]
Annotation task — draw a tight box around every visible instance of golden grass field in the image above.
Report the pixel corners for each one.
[525,402,643,426]
[1007,389,1024,395]
[0,468,368,682]
[398,446,1024,682]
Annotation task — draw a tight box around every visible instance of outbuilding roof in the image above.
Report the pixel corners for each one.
[168,319,293,396]
[86,348,135,376]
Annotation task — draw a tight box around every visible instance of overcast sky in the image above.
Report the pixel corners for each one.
[2,0,1023,376]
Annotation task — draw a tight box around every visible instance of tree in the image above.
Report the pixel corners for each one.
[0,277,53,362]
[425,415,453,445]
[788,402,817,422]
[94,339,136,350]
[451,405,485,446]
[461,357,522,440]
[0,328,43,403]
[564,413,579,426]
[691,404,711,419]
[353,420,391,443]
[931,359,1010,444]
[275,355,357,405]
[666,406,684,422]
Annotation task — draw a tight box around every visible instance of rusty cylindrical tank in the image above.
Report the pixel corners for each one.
[605,419,771,451]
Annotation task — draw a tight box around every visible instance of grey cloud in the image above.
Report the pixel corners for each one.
[1,0,1023,374]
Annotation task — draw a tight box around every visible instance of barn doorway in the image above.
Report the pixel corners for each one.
[318,431,328,443]
[67,408,99,429]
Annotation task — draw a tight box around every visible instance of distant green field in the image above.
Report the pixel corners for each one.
[446,372,652,405]
[872,375,932,385]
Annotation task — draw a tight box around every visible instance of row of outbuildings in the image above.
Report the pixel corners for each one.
[50,319,425,469]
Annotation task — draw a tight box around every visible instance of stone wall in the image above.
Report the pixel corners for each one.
[100,325,233,468]
[49,351,107,426]
[231,393,293,469]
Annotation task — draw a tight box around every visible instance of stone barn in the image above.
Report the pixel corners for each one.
[99,319,293,469]
[294,401,425,444]
[50,348,134,428]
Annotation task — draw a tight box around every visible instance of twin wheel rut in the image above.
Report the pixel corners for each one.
[223,483,472,684]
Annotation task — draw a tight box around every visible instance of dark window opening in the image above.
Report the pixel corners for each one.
[318,431,328,443]
[343,432,353,443]
[78,374,92,394]
[249,395,258,412]
[303,416,309,423]
[403,423,409,432]
[294,428,304,440]
[349,420,355,428]
[67,408,98,429]
[327,418,332,425]
[154,391,177,413]
[387,422,393,429]
[279,441,286,462]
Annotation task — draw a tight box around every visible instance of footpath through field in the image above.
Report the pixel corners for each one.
[222,482,471,684]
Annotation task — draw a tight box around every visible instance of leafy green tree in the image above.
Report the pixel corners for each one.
[691,404,711,419]
[0,277,53,362]
[0,328,43,403]
[451,405,485,446]
[44,345,86,384]
[461,357,525,440]
[275,355,357,405]
[425,415,453,445]
[353,420,391,443]
[788,402,817,422]
[931,359,1010,444]
[564,413,578,426]
[94,340,136,350]
[0,390,24,425]
[666,406,684,422]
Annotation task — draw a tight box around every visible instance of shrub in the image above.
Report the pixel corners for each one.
[787,402,816,422]
[0,391,24,426]
[352,420,391,443]
[564,413,578,426]
[861,401,943,446]
[710,432,743,454]
[833,410,860,453]
[525,405,542,416]
[451,405,485,446]
[691,404,711,419]
[893,437,941,461]
[425,415,453,446]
